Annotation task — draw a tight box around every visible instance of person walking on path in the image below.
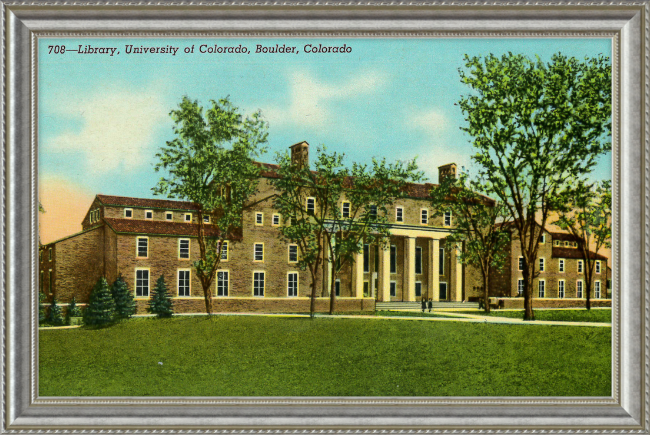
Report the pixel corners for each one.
[428,299,433,313]
[421,298,426,313]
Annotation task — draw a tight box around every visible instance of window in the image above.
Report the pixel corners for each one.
[564,241,569,247]
[595,281,601,298]
[48,248,52,261]
[178,270,190,297]
[135,269,149,297]
[255,212,263,225]
[577,280,584,298]
[559,259,565,273]
[390,281,396,297]
[342,202,350,218]
[145,210,153,220]
[558,280,565,298]
[363,244,369,273]
[578,260,584,273]
[538,280,545,297]
[390,245,397,274]
[421,209,428,225]
[272,214,280,226]
[216,271,229,296]
[539,258,545,272]
[179,239,190,259]
[415,247,422,274]
[288,245,298,263]
[517,279,524,296]
[203,215,210,224]
[165,212,173,221]
[415,282,422,297]
[335,280,341,296]
[48,269,53,295]
[363,281,369,297]
[396,207,404,222]
[444,211,452,227]
[596,261,601,274]
[518,257,524,271]
[253,272,265,296]
[554,240,560,246]
[254,243,264,262]
[439,248,445,274]
[184,213,192,222]
[369,205,377,220]
[306,198,315,214]
[540,233,545,244]
[124,208,133,218]
[136,237,148,258]
[220,241,228,261]
[374,245,379,272]
[287,272,298,297]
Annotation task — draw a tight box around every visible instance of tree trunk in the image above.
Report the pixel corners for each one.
[309,267,317,318]
[482,273,490,314]
[522,268,535,321]
[328,266,337,315]
[202,284,213,316]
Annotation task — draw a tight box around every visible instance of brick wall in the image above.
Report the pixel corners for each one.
[500,298,611,309]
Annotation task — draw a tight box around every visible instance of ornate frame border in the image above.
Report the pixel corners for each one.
[3,2,644,431]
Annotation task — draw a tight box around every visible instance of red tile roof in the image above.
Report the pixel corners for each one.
[103,218,242,240]
[552,247,607,261]
[549,232,582,242]
[97,194,199,211]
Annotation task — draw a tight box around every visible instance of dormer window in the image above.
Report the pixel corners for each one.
[203,215,210,224]
[184,213,192,222]
[564,241,569,247]
[165,212,173,221]
[145,210,153,220]
[124,208,133,218]
[554,240,560,246]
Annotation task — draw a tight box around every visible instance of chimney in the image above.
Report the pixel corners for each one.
[438,163,457,182]
[290,141,309,169]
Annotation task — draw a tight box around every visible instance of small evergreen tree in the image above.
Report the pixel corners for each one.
[38,292,46,325]
[83,277,116,326]
[111,275,136,320]
[65,296,82,325]
[148,275,173,318]
[47,297,65,326]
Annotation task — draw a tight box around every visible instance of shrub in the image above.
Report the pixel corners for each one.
[65,296,83,325]
[148,275,173,318]
[111,275,136,320]
[39,292,46,325]
[47,298,65,326]
[83,277,116,326]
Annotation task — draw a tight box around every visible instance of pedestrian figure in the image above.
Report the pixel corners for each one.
[428,298,433,313]
[421,297,426,313]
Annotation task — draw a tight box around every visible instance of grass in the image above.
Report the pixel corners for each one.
[451,309,612,323]
[40,315,611,397]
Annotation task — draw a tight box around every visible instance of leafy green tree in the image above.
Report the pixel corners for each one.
[430,172,510,313]
[65,296,82,324]
[111,274,136,319]
[148,275,174,318]
[153,96,268,315]
[271,146,422,315]
[555,180,611,309]
[47,297,65,326]
[83,277,116,326]
[458,52,611,320]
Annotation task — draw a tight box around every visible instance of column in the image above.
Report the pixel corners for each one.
[353,251,364,298]
[455,244,463,302]
[429,238,440,301]
[404,237,416,301]
[378,246,391,301]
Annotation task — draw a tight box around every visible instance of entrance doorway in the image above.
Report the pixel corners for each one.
[439,282,448,300]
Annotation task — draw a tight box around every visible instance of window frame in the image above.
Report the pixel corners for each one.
[559,259,565,273]
[341,201,350,218]
[577,280,584,298]
[48,269,53,295]
[444,211,452,227]
[216,270,229,297]
[363,244,370,273]
[363,281,370,297]
[220,240,229,262]
[558,279,565,298]
[578,260,584,273]
[144,209,153,220]
[288,244,298,263]
[596,260,602,274]
[165,211,173,221]
[390,245,397,274]
[177,269,191,297]
[184,213,192,222]
[335,279,341,297]
[253,271,265,297]
[395,206,404,223]
[415,281,422,298]
[518,256,524,271]
[178,238,190,260]
[390,281,397,297]
[272,214,280,226]
[369,204,378,220]
[420,209,428,225]
[134,268,150,298]
[255,212,263,226]
[136,236,149,259]
[48,248,52,261]
[539,257,545,272]
[517,279,524,296]
[306,197,316,214]
[595,280,602,298]
[124,208,133,218]
[554,240,560,246]
[538,279,546,298]
[439,248,445,275]
[287,272,299,297]
[203,215,211,224]
[540,233,545,244]
[564,241,570,247]
[415,247,423,275]
[253,243,264,262]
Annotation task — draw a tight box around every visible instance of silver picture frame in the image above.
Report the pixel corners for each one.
[4,1,645,431]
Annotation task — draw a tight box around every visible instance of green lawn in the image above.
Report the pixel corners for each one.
[40,315,611,397]
[452,309,612,323]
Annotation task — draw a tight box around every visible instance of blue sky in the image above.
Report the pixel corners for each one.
[39,37,612,202]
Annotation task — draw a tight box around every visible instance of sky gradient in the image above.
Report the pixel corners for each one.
[39,37,612,244]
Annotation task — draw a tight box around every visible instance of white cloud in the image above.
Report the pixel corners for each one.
[48,87,168,173]
[407,109,449,135]
[264,70,387,129]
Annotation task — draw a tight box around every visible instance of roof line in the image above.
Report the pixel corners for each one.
[42,225,102,246]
